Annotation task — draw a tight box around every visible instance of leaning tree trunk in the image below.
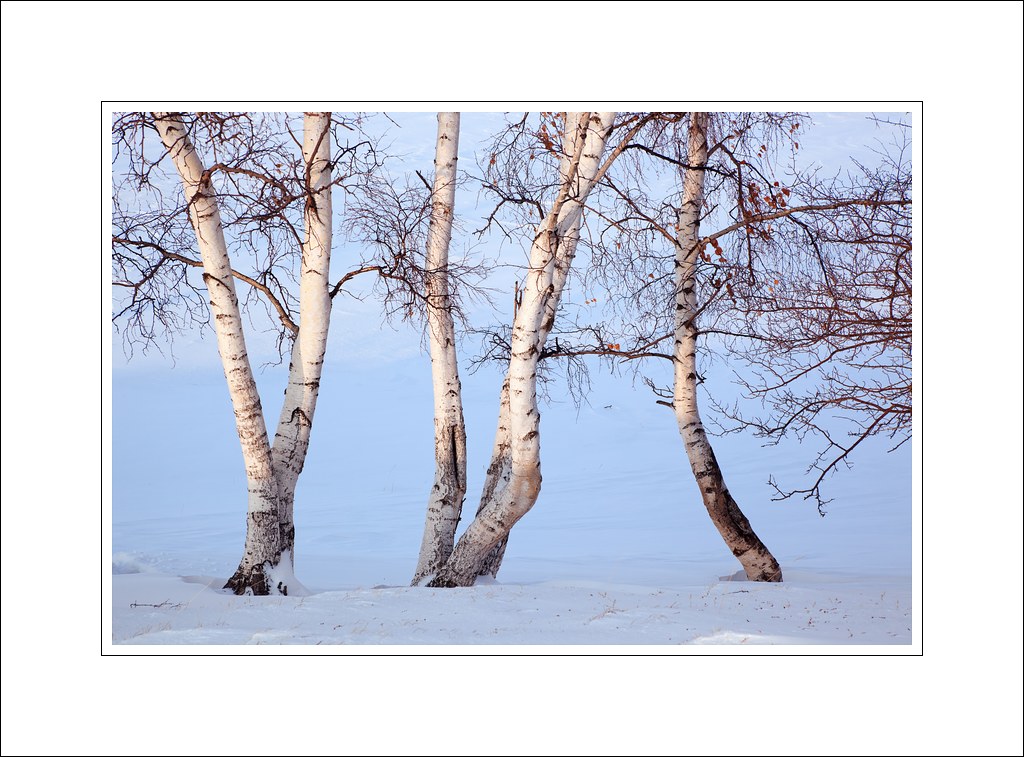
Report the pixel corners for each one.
[153,112,286,595]
[477,226,587,579]
[673,112,782,582]
[475,114,592,579]
[270,112,334,564]
[412,112,469,585]
[431,112,616,587]
[476,217,584,579]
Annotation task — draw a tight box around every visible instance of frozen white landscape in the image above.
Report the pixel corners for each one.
[111,352,912,647]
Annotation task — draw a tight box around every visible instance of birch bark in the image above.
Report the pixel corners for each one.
[270,112,334,563]
[412,113,469,585]
[473,377,512,578]
[153,112,284,594]
[430,112,615,587]
[673,112,782,582]
[154,112,335,594]
[475,117,590,577]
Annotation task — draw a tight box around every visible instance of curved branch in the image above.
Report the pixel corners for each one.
[328,265,385,299]
[112,235,298,334]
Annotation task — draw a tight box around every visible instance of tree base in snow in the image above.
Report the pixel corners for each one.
[744,564,783,582]
[224,562,283,596]
[733,541,783,582]
[426,569,474,588]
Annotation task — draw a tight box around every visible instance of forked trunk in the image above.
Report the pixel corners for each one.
[412,113,469,585]
[154,112,333,594]
[431,112,616,587]
[673,112,781,582]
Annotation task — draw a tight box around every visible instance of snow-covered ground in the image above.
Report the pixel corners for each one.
[113,571,909,646]
[110,354,913,648]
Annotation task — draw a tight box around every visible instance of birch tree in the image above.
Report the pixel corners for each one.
[114,111,385,594]
[429,111,656,587]
[146,112,332,594]
[472,115,604,579]
[550,111,911,578]
[411,113,469,585]
[672,113,781,581]
[265,112,333,563]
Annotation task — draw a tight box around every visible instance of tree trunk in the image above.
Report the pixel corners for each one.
[270,112,334,563]
[412,113,469,585]
[474,378,512,578]
[431,112,616,587]
[673,112,782,582]
[476,218,585,578]
[153,112,286,595]
[475,115,592,579]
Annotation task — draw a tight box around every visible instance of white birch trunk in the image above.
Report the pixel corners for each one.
[673,112,782,582]
[270,112,334,563]
[431,112,616,587]
[412,113,469,585]
[153,112,285,595]
[476,126,588,578]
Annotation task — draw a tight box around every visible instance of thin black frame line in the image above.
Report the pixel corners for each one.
[101,103,921,659]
